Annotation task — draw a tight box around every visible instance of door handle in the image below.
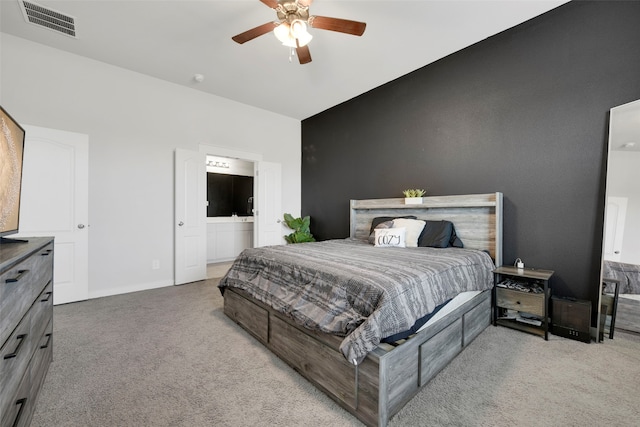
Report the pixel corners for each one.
[178,221,184,226]
[77,224,85,229]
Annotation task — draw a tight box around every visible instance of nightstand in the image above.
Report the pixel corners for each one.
[493,266,554,340]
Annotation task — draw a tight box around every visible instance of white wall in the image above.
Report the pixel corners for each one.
[0,34,301,298]
[607,150,640,264]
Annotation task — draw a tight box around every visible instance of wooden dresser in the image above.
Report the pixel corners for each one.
[0,238,54,427]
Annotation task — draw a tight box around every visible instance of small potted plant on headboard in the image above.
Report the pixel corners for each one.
[283,213,316,243]
[403,189,426,204]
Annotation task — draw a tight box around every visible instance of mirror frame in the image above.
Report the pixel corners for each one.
[596,98,640,340]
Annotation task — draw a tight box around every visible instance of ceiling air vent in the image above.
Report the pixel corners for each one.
[18,0,77,38]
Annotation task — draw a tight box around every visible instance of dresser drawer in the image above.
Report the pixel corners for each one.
[30,281,53,345]
[26,244,54,303]
[1,257,39,348]
[0,365,30,427]
[496,288,545,316]
[0,243,53,347]
[0,312,32,423]
[31,319,53,406]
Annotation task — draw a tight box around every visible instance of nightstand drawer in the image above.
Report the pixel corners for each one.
[496,288,545,316]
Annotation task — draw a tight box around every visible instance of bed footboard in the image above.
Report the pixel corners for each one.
[223,288,491,427]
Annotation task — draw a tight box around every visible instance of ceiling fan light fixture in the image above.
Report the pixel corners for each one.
[294,28,313,47]
[273,22,290,43]
[290,20,307,38]
[273,20,312,48]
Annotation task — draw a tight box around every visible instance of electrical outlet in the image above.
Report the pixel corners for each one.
[152,259,160,270]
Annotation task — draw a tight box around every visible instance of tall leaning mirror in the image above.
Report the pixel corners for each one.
[599,99,640,339]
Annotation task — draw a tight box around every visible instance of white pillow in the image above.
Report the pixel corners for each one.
[374,227,406,248]
[391,218,426,247]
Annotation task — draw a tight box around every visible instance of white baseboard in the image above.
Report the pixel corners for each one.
[88,279,174,300]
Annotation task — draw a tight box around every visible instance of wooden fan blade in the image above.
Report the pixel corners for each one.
[232,22,276,44]
[310,16,366,36]
[259,0,279,9]
[296,43,312,65]
[298,0,313,6]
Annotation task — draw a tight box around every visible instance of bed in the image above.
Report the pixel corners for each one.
[219,193,503,427]
[603,261,640,295]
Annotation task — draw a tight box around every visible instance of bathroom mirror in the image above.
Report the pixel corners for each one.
[599,99,640,338]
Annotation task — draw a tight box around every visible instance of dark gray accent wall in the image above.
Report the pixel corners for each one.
[301,1,640,310]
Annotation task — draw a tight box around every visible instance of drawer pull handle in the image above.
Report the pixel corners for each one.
[41,250,52,256]
[41,333,52,349]
[5,269,29,283]
[4,334,27,359]
[13,398,27,426]
[41,291,53,302]
[516,301,521,304]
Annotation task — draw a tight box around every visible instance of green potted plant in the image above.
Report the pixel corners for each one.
[283,213,316,243]
[402,188,426,204]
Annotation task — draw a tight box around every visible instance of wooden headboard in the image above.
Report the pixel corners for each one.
[350,192,503,267]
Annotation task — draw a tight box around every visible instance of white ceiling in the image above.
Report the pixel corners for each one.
[0,0,568,120]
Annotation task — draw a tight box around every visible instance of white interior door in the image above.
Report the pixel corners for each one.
[17,125,89,305]
[254,161,283,247]
[174,148,207,284]
[604,196,628,262]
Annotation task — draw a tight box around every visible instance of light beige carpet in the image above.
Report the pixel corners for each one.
[207,262,232,279]
[30,279,640,426]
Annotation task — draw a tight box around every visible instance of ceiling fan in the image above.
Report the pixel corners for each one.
[232,0,367,65]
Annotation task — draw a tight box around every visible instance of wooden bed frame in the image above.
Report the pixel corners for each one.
[223,192,503,426]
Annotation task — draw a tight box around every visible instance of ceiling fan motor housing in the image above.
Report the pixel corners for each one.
[276,1,309,24]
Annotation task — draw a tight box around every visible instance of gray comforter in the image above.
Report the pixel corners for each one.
[603,260,640,294]
[218,238,494,364]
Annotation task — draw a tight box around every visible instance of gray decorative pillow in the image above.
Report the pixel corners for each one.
[417,220,464,248]
[368,220,394,244]
[369,216,416,235]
